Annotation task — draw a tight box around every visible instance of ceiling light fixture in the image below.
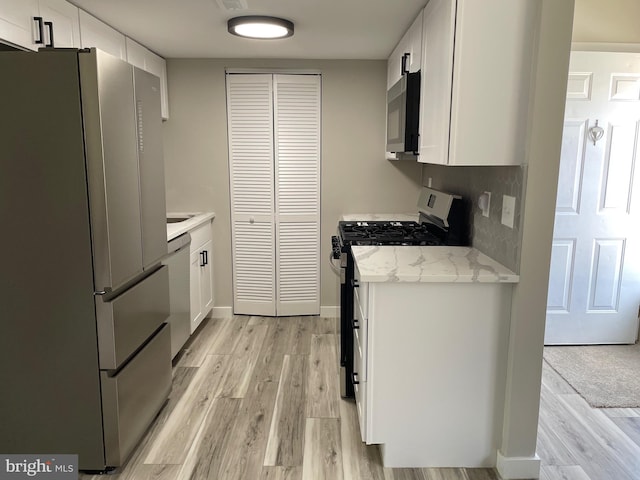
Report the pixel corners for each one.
[227,16,294,39]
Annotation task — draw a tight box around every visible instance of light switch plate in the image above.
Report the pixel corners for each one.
[502,195,516,228]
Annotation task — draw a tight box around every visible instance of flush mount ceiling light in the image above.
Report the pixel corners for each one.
[227,16,294,39]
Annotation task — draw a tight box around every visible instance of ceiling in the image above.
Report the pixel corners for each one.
[68,0,428,59]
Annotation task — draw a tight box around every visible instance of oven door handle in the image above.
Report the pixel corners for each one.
[329,251,342,276]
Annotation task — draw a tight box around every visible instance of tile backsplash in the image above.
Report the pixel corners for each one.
[421,164,526,273]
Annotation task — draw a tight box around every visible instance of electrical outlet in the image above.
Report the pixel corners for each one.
[479,191,491,217]
[501,195,516,228]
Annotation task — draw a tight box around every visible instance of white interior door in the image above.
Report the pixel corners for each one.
[545,51,640,344]
[274,75,321,316]
[227,74,276,316]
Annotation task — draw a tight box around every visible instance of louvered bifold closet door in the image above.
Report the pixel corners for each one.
[227,74,276,316]
[274,75,321,315]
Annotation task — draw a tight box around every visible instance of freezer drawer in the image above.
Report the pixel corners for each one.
[101,323,171,467]
[96,266,170,370]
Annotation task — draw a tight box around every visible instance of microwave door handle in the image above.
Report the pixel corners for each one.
[401,53,410,76]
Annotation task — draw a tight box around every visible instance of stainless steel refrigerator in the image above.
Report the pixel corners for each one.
[0,49,171,471]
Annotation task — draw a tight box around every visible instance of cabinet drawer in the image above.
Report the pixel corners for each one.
[353,299,367,382]
[354,266,368,318]
[189,221,211,252]
[101,323,171,466]
[353,345,367,443]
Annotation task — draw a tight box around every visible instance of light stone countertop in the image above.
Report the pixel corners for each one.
[167,212,215,241]
[352,245,519,283]
[341,213,419,222]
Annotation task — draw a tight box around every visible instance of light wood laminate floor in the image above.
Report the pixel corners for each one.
[538,358,640,480]
[80,317,640,480]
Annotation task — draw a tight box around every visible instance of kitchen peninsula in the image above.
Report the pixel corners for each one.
[351,243,518,468]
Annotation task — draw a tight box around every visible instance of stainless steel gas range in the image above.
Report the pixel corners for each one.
[331,187,469,397]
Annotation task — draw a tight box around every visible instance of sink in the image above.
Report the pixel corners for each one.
[167,215,195,224]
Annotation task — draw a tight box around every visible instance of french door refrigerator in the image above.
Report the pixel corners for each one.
[0,48,171,471]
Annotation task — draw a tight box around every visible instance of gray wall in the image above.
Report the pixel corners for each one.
[162,58,423,310]
[421,165,525,273]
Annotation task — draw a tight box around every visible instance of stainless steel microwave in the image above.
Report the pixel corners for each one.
[386,71,421,154]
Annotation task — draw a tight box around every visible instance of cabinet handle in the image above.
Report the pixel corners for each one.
[44,21,54,47]
[34,17,44,45]
[352,318,360,330]
[352,372,360,385]
[401,52,410,75]
[351,279,359,288]
[203,250,208,266]
[200,251,206,267]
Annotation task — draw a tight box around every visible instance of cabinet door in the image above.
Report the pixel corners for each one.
[79,10,126,60]
[189,250,202,333]
[0,0,39,50]
[406,10,423,73]
[417,0,456,165]
[448,0,535,166]
[387,10,423,89]
[38,0,80,48]
[200,240,214,316]
[387,40,404,89]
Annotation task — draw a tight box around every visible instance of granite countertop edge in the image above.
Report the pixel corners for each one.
[167,212,216,241]
[352,245,519,284]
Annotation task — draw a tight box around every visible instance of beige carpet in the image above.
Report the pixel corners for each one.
[543,344,640,408]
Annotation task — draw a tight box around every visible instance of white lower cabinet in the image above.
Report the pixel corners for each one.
[353,265,512,468]
[188,222,214,333]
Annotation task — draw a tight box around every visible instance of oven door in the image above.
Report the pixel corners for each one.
[340,247,355,398]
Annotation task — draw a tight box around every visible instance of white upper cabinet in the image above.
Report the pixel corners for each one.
[418,0,537,166]
[38,0,80,48]
[79,9,126,60]
[0,1,169,119]
[126,37,170,120]
[0,0,79,50]
[387,10,423,89]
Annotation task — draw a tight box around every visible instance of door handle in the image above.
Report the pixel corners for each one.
[34,17,44,45]
[44,21,54,47]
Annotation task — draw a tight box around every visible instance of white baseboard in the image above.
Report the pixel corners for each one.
[320,305,339,317]
[209,305,338,318]
[210,306,233,318]
[496,451,541,479]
